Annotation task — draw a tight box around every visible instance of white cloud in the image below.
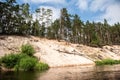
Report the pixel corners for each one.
[76,0,88,11]
[90,0,113,12]
[89,0,120,24]
[24,0,120,24]
[101,3,120,24]
[23,0,66,4]
[76,0,120,24]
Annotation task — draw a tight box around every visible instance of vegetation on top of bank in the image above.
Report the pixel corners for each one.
[95,59,120,66]
[0,0,120,47]
[0,44,49,71]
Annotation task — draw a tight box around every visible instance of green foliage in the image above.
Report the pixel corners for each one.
[95,59,120,66]
[0,0,120,47]
[35,62,49,71]
[21,44,35,56]
[0,58,1,66]
[0,53,29,69]
[1,54,19,68]
[90,38,101,47]
[19,57,37,71]
[17,53,29,59]
[0,53,49,71]
[0,43,49,72]
[32,20,41,36]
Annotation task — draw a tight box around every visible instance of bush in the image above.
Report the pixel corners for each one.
[95,59,120,66]
[21,44,35,56]
[0,53,30,69]
[1,54,19,68]
[0,58,1,66]
[0,44,49,72]
[19,57,37,71]
[35,62,49,71]
[17,53,29,59]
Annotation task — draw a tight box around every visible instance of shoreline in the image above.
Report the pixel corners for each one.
[0,35,120,68]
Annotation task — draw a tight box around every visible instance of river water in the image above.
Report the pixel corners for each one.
[1,65,120,80]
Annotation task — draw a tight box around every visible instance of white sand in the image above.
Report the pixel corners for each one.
[1,36,120,67]
[33,39,94,67]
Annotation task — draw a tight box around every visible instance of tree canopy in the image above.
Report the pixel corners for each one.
[0,0,120,47]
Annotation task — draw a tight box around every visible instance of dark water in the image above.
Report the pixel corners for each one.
[1,65,120,80]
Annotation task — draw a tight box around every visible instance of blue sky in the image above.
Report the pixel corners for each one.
[16,0,120,25]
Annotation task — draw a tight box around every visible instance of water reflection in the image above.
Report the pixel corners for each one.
[1,65,120,80]
[0,71,38,80]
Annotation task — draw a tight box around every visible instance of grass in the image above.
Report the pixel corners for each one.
[95,59,120,66]
[0,44,49,72]
[0,58,1,67]
[0,53,20,68]
[35,62,49,71]
[21,44,35,56]
[19,57,37,71]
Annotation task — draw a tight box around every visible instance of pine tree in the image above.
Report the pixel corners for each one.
[0,0,20,34]
[59,8,71,41]
[51,19,60,39]
[72,14,83,43]
[32,20,40,36]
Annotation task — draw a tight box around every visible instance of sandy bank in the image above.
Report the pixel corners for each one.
[0,35,120,67]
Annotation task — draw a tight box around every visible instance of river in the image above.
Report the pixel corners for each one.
[1,65,120,80]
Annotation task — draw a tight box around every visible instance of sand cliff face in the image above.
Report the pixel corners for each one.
[0,35,120,67]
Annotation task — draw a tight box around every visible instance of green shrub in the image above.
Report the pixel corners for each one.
[14,64,19,71]
[0,44,49,72]
[19,57,37,71]
[21,44,35,56]
[35,62,49,71]
[17,53,29,59]
[14,54,30,71]
[0,58,1,66]
[1,54,19,68]
[95,59,120,66]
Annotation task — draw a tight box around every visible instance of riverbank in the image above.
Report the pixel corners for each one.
[1,64,120,80]
[0,35,120,67]
[0,44,49,72]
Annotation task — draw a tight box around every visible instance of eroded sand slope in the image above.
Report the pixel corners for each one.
[0,36,120,67]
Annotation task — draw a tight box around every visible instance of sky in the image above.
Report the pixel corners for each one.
[16,0,120,25]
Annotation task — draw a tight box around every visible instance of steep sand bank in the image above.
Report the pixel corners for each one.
[0,35,120,67]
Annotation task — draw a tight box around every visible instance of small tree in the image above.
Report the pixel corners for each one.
[1,54,19,68]
[21,44,35,56]
[19,57,37,71]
